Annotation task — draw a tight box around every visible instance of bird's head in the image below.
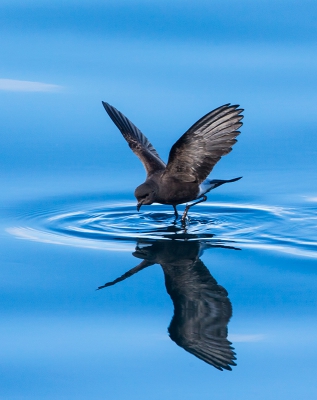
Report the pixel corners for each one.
[135,182,157,211]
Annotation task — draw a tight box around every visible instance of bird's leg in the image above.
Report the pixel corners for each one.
[181,195,207,222]
[173,205,179,218]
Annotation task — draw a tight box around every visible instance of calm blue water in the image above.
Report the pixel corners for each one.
[1,1,317,398]
[1,190,317,399]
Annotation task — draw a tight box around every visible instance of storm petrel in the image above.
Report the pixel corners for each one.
[102,102,243,221]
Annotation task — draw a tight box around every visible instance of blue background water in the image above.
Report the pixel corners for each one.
[1,1,317,398]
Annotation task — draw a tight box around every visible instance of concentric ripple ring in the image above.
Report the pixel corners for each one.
[6,198,317,258]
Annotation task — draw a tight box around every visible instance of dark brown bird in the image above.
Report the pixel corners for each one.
[102,102,243,221]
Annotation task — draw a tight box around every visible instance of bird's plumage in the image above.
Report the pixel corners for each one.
[102,101,243,219]
[163,104,243,184]
[102,101,166,176]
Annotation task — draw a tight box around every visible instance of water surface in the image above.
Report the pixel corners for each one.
[1,192,317,399]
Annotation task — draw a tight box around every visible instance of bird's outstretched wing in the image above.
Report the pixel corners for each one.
[163,104,243,183]
[102,102,166,176]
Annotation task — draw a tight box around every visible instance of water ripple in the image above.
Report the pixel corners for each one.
[6,198,317,258]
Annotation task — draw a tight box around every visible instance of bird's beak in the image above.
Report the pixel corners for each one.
[137,202,142,212]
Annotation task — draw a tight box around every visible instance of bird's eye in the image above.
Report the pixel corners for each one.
[140,194,148,200]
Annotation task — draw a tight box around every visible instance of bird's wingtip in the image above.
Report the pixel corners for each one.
[102,101,115,114]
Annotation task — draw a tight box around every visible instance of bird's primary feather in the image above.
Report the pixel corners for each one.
[163,104,243,184]
[102,102,166,176]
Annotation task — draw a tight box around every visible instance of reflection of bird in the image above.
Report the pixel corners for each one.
[102,102,243,221]
[98,239,237,371]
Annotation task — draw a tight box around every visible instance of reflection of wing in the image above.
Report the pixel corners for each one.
[97,260,153,290]
[98,239,236,371]
[164,258,236,371]
[102,102,166,176]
